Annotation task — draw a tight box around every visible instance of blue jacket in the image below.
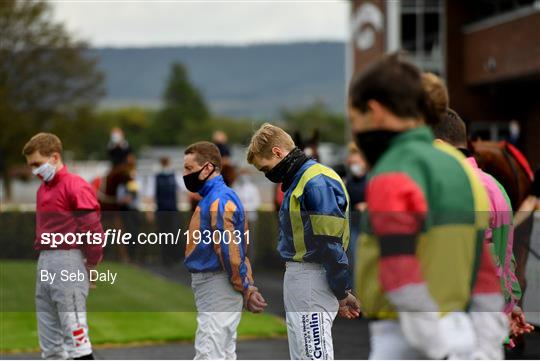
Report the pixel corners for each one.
[184,175,253,293]
[155,172,178,211]
[279,160,351,299]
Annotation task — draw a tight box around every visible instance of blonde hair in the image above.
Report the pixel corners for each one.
[422,72,449,118]
[247,123,295,164]
[22,133,63,157]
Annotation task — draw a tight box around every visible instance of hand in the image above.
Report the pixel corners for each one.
[338,292,361,319]
[245,287,267,313]
[509,306,534,336]
[356,202,367,212]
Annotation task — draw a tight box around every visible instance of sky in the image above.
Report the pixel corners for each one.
[50,1,350,47]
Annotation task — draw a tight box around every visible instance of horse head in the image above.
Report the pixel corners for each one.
[470,140,532,210]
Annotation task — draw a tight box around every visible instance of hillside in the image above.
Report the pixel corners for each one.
[91,42,346,118]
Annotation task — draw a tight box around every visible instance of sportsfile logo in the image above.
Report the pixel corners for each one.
[39,228,250,248]
[301,313,325,359]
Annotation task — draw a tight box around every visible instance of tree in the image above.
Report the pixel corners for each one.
[150,62,210,145]
[281,102,346,145]
[0,0,104,198]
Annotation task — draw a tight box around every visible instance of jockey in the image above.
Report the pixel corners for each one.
[23,133,104,360]
[349,54,506,359]
[247,123,360,360]
[182,141,267,359]
[431,108,535,349]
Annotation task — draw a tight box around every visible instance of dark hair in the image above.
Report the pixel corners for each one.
[185,141,222,170]
[431,108,467,147]
[349,53,437,125]
[159,156,170,167]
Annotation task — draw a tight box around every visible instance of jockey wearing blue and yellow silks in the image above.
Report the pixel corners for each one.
[247,124,359,360]
[278,158,352,297]
[182,141,266,360]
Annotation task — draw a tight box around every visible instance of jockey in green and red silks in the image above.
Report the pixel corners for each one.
[355,126,501,319]
[349,54,507,359]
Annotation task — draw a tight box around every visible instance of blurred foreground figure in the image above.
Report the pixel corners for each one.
[23,133,103,360]
[431,107,534,351]
[182,142,266,359]
[349,54,506,359]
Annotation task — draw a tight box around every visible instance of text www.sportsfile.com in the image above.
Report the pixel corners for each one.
[40,229,250,248]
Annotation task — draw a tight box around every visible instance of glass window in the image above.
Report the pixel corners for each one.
[401,13,417,52]
[423,12,439,53]
[399,0,444,75]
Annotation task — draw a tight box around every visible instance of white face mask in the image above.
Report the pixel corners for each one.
[350,163,365,177]
[32,162,56,182]
[111,132,123,144]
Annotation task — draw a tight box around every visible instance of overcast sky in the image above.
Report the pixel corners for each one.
[50,1,350,47]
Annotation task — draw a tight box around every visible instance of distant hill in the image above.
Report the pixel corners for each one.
[91,42,346,118]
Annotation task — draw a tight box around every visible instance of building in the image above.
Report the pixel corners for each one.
[348,0,540,167]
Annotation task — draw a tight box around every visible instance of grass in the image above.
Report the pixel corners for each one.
[0,261,286,353]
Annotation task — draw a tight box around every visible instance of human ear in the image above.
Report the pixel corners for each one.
[367,100,386,127]
[50,152,60,165]
[271,147,283,159]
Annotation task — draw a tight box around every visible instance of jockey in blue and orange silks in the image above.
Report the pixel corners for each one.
[182,141,267,360]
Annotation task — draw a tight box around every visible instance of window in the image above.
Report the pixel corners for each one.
[400,0,444,75]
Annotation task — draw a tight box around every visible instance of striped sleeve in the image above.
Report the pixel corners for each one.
[470,240,504,312]
[216,198,254,293]
[367,172,438,311]
[303,177,351,299]
[492,178,522,308]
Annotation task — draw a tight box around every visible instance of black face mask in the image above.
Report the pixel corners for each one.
[265,164,284,183]
[264,147,309,188]
[354,130,400,168]
[183,163,214,193]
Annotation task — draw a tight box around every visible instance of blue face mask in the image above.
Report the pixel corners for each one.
[32,161,56,182]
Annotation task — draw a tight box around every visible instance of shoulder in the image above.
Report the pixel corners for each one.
[211,185,244,213]
[301,162,343,189]
[373,140,466,188]
[224,187,244,212]
[64,172,92,192]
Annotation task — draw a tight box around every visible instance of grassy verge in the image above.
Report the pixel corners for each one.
[0,261,286,352]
